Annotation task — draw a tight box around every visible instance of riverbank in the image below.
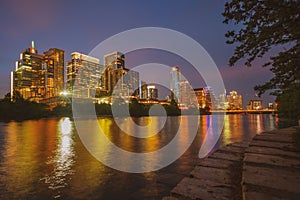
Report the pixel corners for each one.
[163,126,300,200]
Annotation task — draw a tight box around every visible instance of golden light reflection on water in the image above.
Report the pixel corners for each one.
[2,119,58,198]
[222,114,244,144]
[60,118,72,135]
[0,115,278,199]
[41,117,75,197]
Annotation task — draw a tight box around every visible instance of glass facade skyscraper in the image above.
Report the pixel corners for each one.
[102,51,139,98]
[43,48,65,98]
[66,52,101,98]
[11,42,65,102]
[170,66,181,102]
[103,51,125,69]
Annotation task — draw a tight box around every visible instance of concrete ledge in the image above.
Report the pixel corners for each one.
[163,127,300,200]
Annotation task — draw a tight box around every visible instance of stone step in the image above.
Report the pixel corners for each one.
[245,146,300,159]
[209,151,244,162]
[268,127,296,135]
[197,158,235,169]
[162,127,299,200]
[250,140,296,151]
[231,141,250,148]
[171,177,234,200]
[253,133,294,143]
[244,152,300,169]
[243,164,300,195]
[190,166,233,185]
[218,145,247,154]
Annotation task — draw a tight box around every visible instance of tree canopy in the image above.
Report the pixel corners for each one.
[223,0,300,96]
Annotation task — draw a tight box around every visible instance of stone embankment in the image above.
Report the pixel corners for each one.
[163,127,300,200]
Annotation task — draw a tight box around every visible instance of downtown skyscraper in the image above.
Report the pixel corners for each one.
[102,51,139,98]
[11,42,64,102]
[170,66,181,102]
[66,52,102,98]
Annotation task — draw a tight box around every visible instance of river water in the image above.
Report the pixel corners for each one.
[0,114,277,199]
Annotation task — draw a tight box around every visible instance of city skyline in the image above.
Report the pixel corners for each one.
[9,41,273,110]
[0,1,276,107]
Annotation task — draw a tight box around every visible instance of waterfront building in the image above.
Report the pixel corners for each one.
[139,81,148,99]
[204,86,217,109]
[247,100,263,110]
[66,52,101,98]
[11,42,64,102]
[226,90,243,110]
[268,102,277,110]
[11,41,44,101]
[179,80,195,108]
[103,51,125,69]
[194,88,207,108]
[102,51,139,99]
[170,66,181,102]
[146,85,158,100]
[124,69,139,97]
[43,48,65,98]
[217,90,227,110]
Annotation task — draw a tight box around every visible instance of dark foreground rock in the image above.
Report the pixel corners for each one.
[163,127,300,200]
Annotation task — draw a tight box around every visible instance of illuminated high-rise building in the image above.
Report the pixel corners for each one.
[104,51,125,69]
[227,90,243,110]
[204,86,218,109]
[66,52,101,98]
[43,48,65,98]
[146,85,158,100]
[139,81,148,99]
[11,42,65,102]
[179,80,196,108]
[247,100,263,110]
[102,51,139,98]
[170,66,181,102]
[11,41,44,101]
[124,69,139,97]
[194,88,207,108]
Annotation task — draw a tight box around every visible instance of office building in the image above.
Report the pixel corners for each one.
[179,80,195,107]
[102,51,139,98]
[247,100,263,110]
[170,66,181,102]
[104,51,125,69]
[204,86,216,109]
[11,41,44,101]
[124,69,139,97]
[146,85,158,100]
[11,42,65,103]
[227,90,243,110]
[66,52,101,98]
[194,88,207,108]
[11,42,64,102]
[43,48,65,98]
[139,81,147,99]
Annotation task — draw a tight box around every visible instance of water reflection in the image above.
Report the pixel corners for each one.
[41,117,75,198]
[0,115,277,199]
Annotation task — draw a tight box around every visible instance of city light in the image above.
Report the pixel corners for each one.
[59,90,69,96]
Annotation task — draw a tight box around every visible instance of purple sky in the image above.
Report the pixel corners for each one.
[0,0,276,107]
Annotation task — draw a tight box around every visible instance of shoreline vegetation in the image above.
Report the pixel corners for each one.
[0,98,266,120]
[1,97,298,129]
[1,96,296,127]
[0,97,212,122]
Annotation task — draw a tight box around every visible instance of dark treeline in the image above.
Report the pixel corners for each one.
[0,92,70,121]
[0,95,211,121]
[0,97,49,121]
